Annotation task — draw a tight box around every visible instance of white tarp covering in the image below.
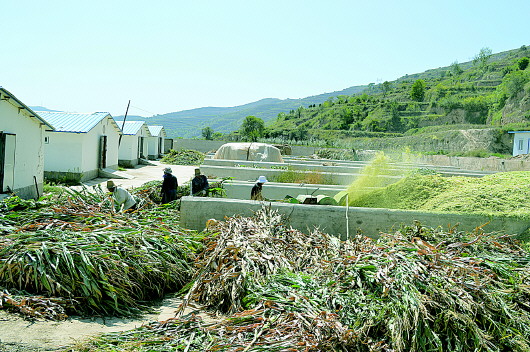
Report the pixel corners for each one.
[214,143,284,162]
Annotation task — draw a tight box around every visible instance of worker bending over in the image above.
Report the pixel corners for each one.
[251,175,267,201]
[107,180,137,212]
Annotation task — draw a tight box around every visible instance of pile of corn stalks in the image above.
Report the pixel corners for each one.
[76,209,530,351]
[0,186,201,318]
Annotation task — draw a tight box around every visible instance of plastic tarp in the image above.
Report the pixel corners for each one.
[214,143,284,162]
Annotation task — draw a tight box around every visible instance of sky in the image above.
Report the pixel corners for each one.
[1,0,529,117]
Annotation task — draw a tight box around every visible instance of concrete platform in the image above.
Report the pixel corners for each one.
[180,197,529,239]
[220,179,348,200]
[200,165,403,186]
[204,158,496,178]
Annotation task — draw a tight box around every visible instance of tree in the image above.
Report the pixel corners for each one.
[382,81,392,97]
[240,116,264,142]
[450,61,463,76]
[518,57,529,71]
[473,47,492,70]
[201,126,213,140]
[410,79,426,102]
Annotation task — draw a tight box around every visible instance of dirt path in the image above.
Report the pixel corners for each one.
[0,162,200,351]
[0,297,200,351]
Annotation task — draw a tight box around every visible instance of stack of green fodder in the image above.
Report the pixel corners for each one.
[161,149,205,166]
[75,209,530,352]
[347,171,530,220]
[0,186,202,319]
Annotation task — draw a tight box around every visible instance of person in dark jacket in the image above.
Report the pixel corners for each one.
[161,167,178,203]
[251,175,268,201]
[191,168,209,196]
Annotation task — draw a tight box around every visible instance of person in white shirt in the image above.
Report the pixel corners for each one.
[106,180,137,213]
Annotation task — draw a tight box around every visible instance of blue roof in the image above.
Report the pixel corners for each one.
[0,87,55,130]
[115,120,151,136]
[36,111,113,133]
[508,131,530,134]
[148,125,165,137]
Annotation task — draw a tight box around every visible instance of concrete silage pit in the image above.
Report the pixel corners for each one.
[190,157,519,238]
[180,197,530,239]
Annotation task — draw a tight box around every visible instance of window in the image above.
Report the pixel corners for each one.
[44,136,50,144]
[518,139,524,151]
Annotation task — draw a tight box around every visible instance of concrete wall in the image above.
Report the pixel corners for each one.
[180,197,530,239]
[221,180,346,200]
[202,158,492,176]
[173,139,225,153]
[408,154,530,172]
[200,164,403,186]
[0,98,46,199]
[164,138,174,153]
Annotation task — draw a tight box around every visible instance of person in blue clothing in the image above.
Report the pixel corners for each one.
[161,167,178,203]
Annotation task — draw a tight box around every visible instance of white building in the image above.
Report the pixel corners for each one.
[37,112,122,182]
[146,125,167,160]
[508,131,530,156]
[0,87,54,199]
[116,120,152,167]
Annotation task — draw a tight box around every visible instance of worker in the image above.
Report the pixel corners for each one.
[191,168,209,196]
[106,180,136,212]
[161,167,178,203]
[251,175,267,201]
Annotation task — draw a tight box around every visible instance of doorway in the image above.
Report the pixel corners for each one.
[0,132,16,193]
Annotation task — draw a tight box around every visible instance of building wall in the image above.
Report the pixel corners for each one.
[0,99,46,198]
[118,134,140,166]
[146,136,160,159]
[44,132,84,173]
[511,132,530,156]
[82,116,120,171]
[139,125,150,158]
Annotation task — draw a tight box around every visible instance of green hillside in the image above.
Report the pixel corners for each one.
[115,45,530,147]
[264,46,530,153]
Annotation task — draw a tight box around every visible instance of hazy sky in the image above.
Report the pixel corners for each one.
[2,0,529,117]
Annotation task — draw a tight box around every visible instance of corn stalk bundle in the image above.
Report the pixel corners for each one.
[0,228,193,316]
[79,211,530,352]
[180,207,341,314]
[0,186,202,318]
[1,289,77,320]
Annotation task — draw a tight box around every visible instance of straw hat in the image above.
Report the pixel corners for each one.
[106,180,116,189]
[256,175,268,183]
[164,167,172,174]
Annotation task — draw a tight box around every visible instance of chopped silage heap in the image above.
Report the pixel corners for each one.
[349,171,530,219]
[77,208,530,352]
